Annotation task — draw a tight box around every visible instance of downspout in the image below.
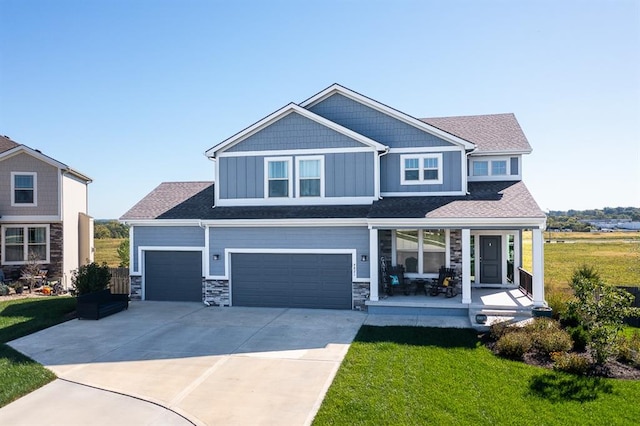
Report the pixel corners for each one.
[464,147,477,195]
[377,147,390,199]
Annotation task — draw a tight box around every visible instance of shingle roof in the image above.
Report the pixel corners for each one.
[368,181,545,219]
[0,135,19,153]
[421,113,532,154]
[121,181,544,221]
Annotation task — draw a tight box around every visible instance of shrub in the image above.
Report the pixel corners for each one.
[546,292,571,320]
[71,262,112,296]
[617,331,640,367]
[523,318,573,355]
[552,351,591,375]
[0,284,9,296]
[567,325,589,352]
[490,320,512,340]
[495,331,533,359]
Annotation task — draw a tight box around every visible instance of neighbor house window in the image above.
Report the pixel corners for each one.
[296,156,323,197]
[395,229,446,275]
[400,154,443,185]
[265,157,292,198]
[2,225,49,264]
[11,172,36,206]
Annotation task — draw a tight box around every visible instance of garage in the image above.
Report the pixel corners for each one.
[231,253,352,309]
[144,251,202,301]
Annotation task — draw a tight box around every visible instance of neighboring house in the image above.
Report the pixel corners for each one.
[0,135,93,287]
[121,84,546,311]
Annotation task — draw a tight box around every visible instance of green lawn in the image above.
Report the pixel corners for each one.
[94,238,126,267]
[0,297,77,407]
[313,326,640,425]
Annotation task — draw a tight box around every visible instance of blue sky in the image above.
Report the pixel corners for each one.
[1,0,638,219]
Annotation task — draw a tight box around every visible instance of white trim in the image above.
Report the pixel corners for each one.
[11,172,37,207]
[216,196,376,207]
[0,215,61,222]
[381,191,465,197]
[389,146,462,153]
[368,217,547,229]
[532,228,545,306]
[400,153,443,185]
[214,158,220,203]
[0,145,92,182]
[215,248,359,282]
[471,150,531,156]
[264,156,293,200]
[461,229,471,303]
[217,146,374,158]
[205,218,369,227]
[205,103,387,157]
[369,228,379,301]
[295,155,325,198]
[1,223,50,265]
[299,84,476,150]
[121,219,203,226]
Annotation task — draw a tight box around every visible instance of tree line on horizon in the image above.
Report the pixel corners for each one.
[547,207,640,231]
[94,220,129,239]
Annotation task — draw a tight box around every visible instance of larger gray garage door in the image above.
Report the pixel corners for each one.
[145,251,202,302]
[231,253,352,309]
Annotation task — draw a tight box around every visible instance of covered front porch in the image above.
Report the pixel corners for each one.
[366,224,546,312]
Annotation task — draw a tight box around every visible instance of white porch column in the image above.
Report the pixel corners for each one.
[369,227,379,302]
[513,231,521,286]
[461,228,472,304]
[532,227,545,306]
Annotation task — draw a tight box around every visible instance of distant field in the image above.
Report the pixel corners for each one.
[522,231,640,294]
[94,238,125,267]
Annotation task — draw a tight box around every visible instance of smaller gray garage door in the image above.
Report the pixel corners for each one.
[231,253,352,310]
[145,251,202,302]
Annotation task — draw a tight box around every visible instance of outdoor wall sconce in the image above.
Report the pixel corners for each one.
[212,254,220,261]
[360,255,367,262]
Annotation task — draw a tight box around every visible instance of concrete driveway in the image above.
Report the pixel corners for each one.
[0,302,366,426]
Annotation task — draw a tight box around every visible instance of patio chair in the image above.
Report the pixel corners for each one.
[429,266,459,298]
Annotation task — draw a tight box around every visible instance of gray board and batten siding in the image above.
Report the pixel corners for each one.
[381,151,463,193]
[225,112,366,152]
[209,226,370,279]
[308,93,455,148]
[132,226,205,271]
[218,152,375,199]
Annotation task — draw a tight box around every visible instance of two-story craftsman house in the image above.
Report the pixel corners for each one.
[0,135,93,288]
[121,84,546,313]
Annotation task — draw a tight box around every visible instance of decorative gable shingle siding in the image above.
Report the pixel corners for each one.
[218,151,375,200]
[225,112,366,152]
[308,93,453,148]
[0,152,59,215]
[132,226,205,271]
[208,226,370,278]
[381,151,463,193]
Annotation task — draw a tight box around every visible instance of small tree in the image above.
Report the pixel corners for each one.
[117,239,130,267]
[566,265,640,364]
[21,251,44,293]
[71,262,112,296]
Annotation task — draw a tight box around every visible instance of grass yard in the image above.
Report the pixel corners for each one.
[313,326,640,425]
[0,297,77,407]
[94,237,126,267]
[521,231,640,295]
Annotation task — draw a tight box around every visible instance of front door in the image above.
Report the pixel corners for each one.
[480,236,502,284]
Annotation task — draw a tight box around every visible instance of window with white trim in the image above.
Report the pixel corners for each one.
[472,161,488,176]
[296,156,324,197]
[491,160,507,175]
[395,229,446,275]
[400,154,443,185]
[11,172,37,206]
[470,158,512,178]
[265,157,292,198]
[2,225,49,264]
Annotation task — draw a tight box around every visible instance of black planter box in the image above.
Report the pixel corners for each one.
[77,289,128,320]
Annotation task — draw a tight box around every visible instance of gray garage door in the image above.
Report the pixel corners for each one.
[231,253,352,309]
[145,251,202,302]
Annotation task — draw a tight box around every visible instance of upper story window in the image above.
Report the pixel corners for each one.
[2,225,50,265]
[11,172,37,206]
[296,156,324,197]
[266,158,292,198]
[400,154,443,185]
[470,157,518,180]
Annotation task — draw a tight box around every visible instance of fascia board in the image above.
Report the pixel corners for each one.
[202,218,368,227]
[119,219,203,226]
[367,217,547,229]
[205,103,387,157]
[0,146,91,182]
[300,84,476,150]
[470,150,532,156]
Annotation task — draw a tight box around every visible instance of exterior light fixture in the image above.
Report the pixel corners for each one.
[360,255,367,262]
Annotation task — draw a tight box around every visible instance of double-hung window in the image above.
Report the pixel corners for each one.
[401,154,443,185]
[2,225,49,264]
[11,172,37,206]
[296,156,323,197]
[265,157,292,198]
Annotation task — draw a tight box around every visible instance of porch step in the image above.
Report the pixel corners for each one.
[367,303,468,317]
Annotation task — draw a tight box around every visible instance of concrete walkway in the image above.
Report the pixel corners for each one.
[0,302,470,425]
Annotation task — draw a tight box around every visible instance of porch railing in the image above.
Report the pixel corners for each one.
[518,267,533,299]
